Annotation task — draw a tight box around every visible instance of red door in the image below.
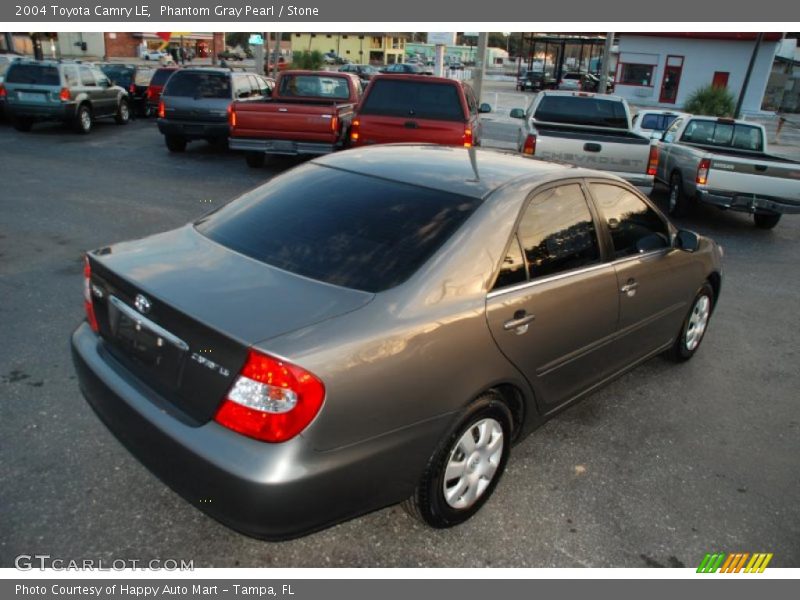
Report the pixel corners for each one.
[659,55,684,104]
[712,71,730,89]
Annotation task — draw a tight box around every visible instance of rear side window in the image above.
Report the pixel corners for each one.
[279,74,350,99]
[196,164,481,292]
[640,113,679,132]
[360,79,465,121]
[80,66,96,86]
[150,68,176,87]
[534,96,628,128]
[62,66,79,87]
[6,64,60,85]
[590,183,669,258]
[165,72,231,98]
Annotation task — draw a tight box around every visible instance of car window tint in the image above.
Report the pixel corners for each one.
[518,184,601,280]
[359,79,464,121]
[493,235,527,290]
[80,66,96,86]
[6,64,60,85]
[590,184,669,258]
[196,164,481,293]
[534,95,628,129]
[150,68,175,86]
[100,65,134,87]
[165,71,231,98]
[279,74,350,99]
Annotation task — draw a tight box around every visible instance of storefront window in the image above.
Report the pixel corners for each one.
[619,63,654,86]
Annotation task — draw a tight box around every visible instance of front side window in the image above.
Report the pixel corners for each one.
[590,184,669,258]
[517,184,601,280]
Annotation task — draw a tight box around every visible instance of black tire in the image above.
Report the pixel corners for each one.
[403,392,512,528]
[115,99,131,125]
[753,213,781,229]
[12,117,33,132]
[165,135,187,153]
[668,172,689,217]
[666,282,714,362]
[245,152,266,168]
[73,104,92,134]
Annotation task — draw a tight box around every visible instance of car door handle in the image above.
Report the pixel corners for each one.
[503,312,536,333]
[620,280,638,296]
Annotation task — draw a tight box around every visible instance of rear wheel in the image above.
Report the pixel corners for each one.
[12,117,33,132]
[753,212,781,229]
[666,282,714,362]
[115,99,131,124]
[245,152,266,168]
[403,392,512,528]
[668,172,689,217]
[74,104,92,134]
[165,135,187,152]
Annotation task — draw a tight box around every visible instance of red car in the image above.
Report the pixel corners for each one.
[145,67,179,115]
[349,74,489,147]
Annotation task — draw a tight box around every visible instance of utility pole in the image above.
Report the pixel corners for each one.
[255,32,266,76]
[599,32,614,94]
[473,31,489,103]
[735,32,764,119]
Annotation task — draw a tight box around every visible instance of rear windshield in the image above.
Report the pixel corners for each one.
[150,68,176,87]
[100,65,134,87]
[680,120,764,152]
[5,64,60,86]
[278,74,350,99]
[164,71,231,98]
[360,79,465,121]
[534,95,628,129]
[640,113,679,132]
[196,163,480,292]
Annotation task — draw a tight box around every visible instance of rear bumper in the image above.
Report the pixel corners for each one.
[6,101,77,121]
[157,118,229,140]
[697,189,800,215]
[71,322,448,539]
[229,136,337,156]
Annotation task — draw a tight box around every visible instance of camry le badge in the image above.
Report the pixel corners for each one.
[134,293,152,314]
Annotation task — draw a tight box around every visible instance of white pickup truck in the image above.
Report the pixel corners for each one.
[511,91,659,194]
[656,116,800,228]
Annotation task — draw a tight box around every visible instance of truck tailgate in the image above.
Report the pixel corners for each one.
[707,158,800,202]
[233,101,349,143]
[355,114,467,146]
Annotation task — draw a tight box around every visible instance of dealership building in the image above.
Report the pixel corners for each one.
[614,33,783,114]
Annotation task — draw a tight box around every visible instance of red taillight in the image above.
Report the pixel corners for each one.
[350,118,360,143]
[157,100,165,119]
[0,85,6,99]
[522,134,537,155]
[59,87,71,102]
[330,114,338,133]
[696,158,711,185]
[214,349,326,443]
[228,104,236,127]
[129,83,136,94]
[647,144,659,176]
[146,87,154,100]
[83,256,99,333]
[463,125,473,148]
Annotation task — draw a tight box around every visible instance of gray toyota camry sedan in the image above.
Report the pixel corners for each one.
[72,145,723,539]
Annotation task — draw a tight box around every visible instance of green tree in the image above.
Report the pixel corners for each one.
[292,50,324,71]
[225,32,249,51]
[684,85,736,117]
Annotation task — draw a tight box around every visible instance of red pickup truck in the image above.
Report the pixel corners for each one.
[229,70,362,167]
[349,74,488,147]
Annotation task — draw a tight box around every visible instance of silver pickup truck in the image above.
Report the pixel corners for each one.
[511,91,658,194]
[656,116,800,229]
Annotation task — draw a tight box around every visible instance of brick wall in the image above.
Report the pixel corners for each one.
[104,33,141,59]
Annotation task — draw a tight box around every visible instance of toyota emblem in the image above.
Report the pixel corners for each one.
[134,293,152,314]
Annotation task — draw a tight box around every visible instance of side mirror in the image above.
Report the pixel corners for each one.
[674,230,700,253]
[479,103,492,114]
[509,108,525,119]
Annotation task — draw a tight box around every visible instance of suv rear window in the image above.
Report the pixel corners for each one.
[100,65,134,87]
[279,74,350,99]
[534,95,628,129]
[150,68,176,87]
[164,71,231,98]
[6,64,60,86]
[359,79,465,121]
[196,163,480,292]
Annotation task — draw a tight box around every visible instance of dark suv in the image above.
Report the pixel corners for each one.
[157,67,274,152]
[3,60,131,133]
[98,63,154,117]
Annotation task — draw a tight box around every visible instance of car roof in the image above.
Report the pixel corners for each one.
[312,144,597,199]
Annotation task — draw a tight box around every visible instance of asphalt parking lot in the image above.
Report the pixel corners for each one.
[1,109,799,568]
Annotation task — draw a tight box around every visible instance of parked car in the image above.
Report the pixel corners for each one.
[557,72,583,91]
[631,109,690,139]
[217,50,243,61]
[72,144,723,539]
[447,61,465,70]
[511,91,659,194]
[579,73,614,94]
[229,70,359,167]
[141,49,167,61]
[98,63,154,117]
[158,67,274,152]
[0,53,22,117]
[338,63,380,83]
[380,63,427,75]
[656,116,800,227]
[145,66,179,115]
[3,59,131,134]
[516,70,557,92]
[350,75,489,147]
